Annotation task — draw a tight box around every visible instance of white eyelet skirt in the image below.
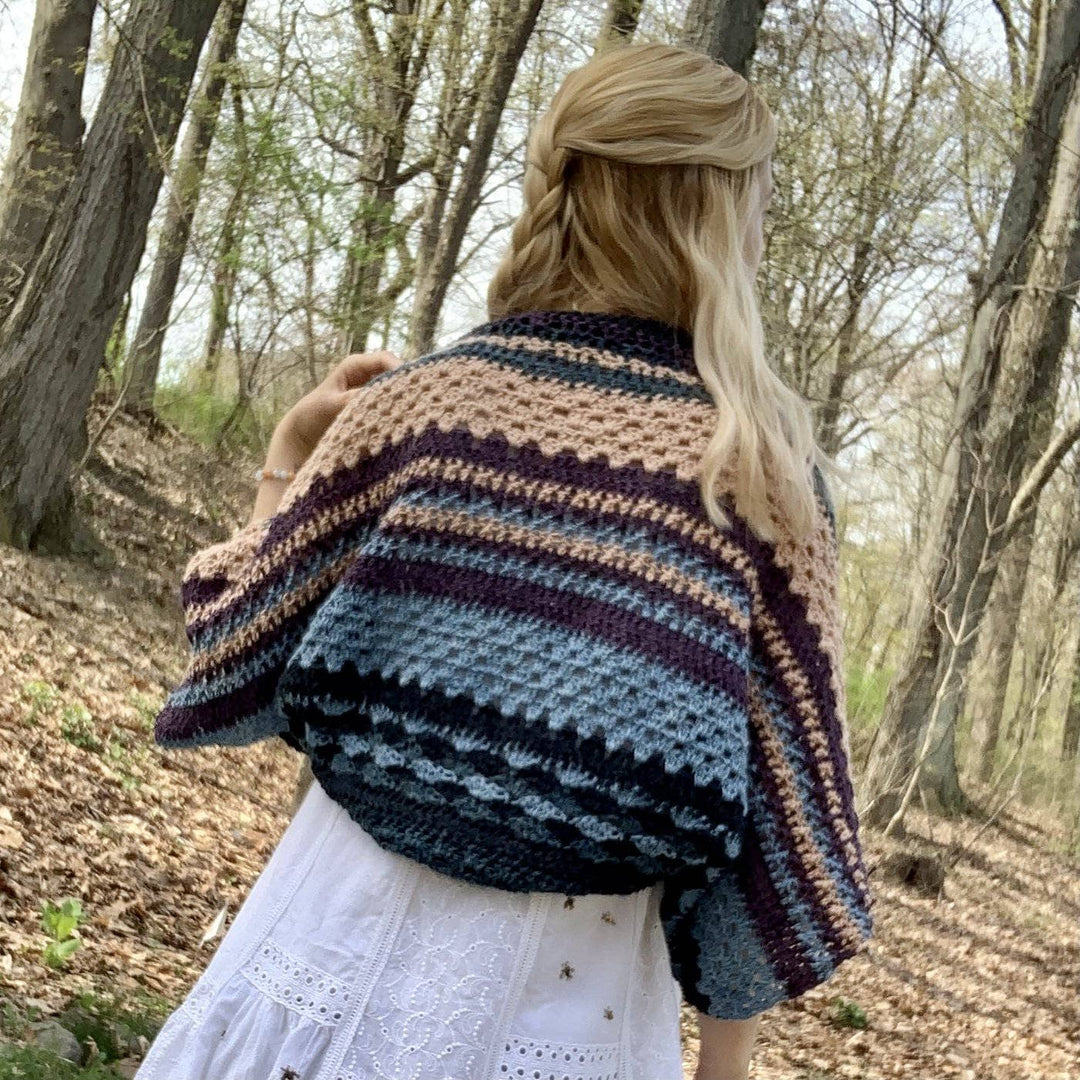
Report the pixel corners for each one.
[136,776,684,1080]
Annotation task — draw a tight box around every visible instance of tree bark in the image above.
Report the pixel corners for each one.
[1062,633,1080,762]
[862,0,1080,828]
[965,515,1037,783]
[405,0,545,356]
[679,0,768,74]
[334,0,444,354]
[202,81,248,378]
[597,0,644,47]
[124,0,248,415]
[0,0,96,326]
[0,0,223,552]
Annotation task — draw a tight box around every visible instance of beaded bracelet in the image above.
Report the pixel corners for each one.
[252,465,297,483]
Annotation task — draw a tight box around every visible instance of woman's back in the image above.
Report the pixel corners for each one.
[155,306,869,1023]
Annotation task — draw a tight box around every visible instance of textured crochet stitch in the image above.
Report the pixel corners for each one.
[155,308,873,1020]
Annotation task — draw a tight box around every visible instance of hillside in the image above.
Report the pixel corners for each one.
[0,409,1076,1079]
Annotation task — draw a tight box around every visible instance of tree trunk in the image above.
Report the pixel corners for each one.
[862,0,1080,828]
[0,0,96,326]
[336,0,443,354]
[917,209,1080,810]
[124,0,248,415]
[1062,632,1080,762]
[969,446,1080,781]
[405,0,545,356]
[203,82,248,379]
[409,0,478,311]
[966,515,1037,783]
[0,0,222,552]
[680,0,769,74]
[597,0,644,46]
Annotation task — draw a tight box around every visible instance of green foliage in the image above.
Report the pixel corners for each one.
[846,659,894,733]
[59,704,103,754]
[71,989,171,1042]
[40,899,86,970]
[155,380,269,454]
[57,989,171,1063]
[0,988,172,1075]
[0,999,41,1040]
[0,1045,127,1079]
[34,692,144,786]
[126,691,162,733]
[830,996,869,1030]
[101,297,131,389]
[20,681,59,727]
[157,25,194,62]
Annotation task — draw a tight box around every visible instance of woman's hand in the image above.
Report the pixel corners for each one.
[272,350,402,467]
[250,350,401,524]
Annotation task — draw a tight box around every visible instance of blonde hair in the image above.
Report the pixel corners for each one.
[487,42,828,544]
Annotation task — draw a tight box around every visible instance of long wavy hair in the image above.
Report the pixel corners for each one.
[487,42,828,544]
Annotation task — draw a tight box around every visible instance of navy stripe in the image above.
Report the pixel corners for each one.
[401,337,713,403]
[312,759,661,895]
[280,665,745,853]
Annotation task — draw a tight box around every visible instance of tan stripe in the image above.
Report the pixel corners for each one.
[187,471,408,624]
[276,355,718,510]
[185,517,270,582]
[453,332,704,388]
[757,605,870,895]
[762,490,851,769]
[749,682,869,949]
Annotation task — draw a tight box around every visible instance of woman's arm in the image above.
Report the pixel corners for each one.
[153,350,400,750]
[250,427,304,522]
[250,350,401,525]
[693,1011,760,1080]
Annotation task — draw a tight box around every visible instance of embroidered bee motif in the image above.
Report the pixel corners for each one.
[563,896,575,909]
[559,961,575,979]
[600,910,616,924]
[280,1069,300,1080]
[603,1007,615,1020]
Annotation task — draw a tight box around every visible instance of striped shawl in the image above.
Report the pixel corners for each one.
[155,308,873,1020]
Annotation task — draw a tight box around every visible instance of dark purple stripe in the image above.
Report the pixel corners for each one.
[744,709,852,969]
[466,309,696,374]
[154,661,284,742]
[338,553,747,698]
[736,819,814,994]
[182,573,231,607]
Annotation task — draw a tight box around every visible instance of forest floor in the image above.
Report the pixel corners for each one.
[0,406,1077,1080]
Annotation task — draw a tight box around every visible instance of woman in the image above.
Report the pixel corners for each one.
[138,42,872,1080]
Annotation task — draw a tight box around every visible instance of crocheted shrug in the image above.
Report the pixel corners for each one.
[155,308,873,1020]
